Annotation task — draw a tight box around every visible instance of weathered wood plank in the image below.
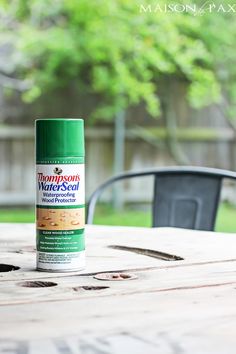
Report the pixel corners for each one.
[0,259,236,306]
[0,224,236,353]
[0,283,236,351]
[1,224,236,283]
[1,224,236,282]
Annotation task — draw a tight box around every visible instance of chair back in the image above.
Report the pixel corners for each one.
[153,173,222,230]
[87,166,236,231]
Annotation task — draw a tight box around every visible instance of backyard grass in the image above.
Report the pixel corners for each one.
[0,202,235,232]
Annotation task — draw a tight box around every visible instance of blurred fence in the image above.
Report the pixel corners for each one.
[1,125,236,206]
[0,126,34,205]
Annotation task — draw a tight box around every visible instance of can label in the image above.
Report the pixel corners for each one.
[36,163,85,271]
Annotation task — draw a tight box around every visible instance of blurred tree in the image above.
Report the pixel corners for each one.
[0,0,236,120]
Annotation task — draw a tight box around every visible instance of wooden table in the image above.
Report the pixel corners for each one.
[0,224,236,354]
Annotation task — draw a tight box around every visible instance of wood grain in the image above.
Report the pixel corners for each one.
[0,224,236,353]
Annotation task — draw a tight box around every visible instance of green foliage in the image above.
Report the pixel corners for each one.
[0,0,236,119]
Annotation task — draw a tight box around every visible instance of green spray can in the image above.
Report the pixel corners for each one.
[35,119,85,272]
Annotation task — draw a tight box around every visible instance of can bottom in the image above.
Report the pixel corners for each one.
[36,267,85,273]
[36,251,85,272]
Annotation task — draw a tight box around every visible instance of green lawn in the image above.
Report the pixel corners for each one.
[0,202,235,232]
[0,208,35,223]
[215,203,236,233]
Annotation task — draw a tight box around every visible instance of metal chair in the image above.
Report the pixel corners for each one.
[86,166,236,231]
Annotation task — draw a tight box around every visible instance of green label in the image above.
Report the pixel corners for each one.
[36,157,84,164]
[37,229,85,253]
[36,204,85,209]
